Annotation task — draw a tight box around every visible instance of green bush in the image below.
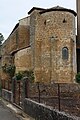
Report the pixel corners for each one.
[76,72,80,83]
[15,72,23,80]
[2,64,16,79]
[22,70,34,83]
[14,70,34,82]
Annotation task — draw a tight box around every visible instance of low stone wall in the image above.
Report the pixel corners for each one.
[29,83,80,97]
[23,98,78,120]
[2,89,12,102]
[28,83,80,117]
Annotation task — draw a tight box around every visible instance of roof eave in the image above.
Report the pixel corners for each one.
[40,9,77,16]
[28,7,46,14]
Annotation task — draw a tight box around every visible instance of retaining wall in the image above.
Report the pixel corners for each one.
[2,89,12,102]
[23,98,79,120]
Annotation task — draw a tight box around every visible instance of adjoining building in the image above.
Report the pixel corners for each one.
[76,0,80,73]
[0,17,30,80]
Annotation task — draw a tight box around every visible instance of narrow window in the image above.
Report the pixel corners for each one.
[62,47,68,60]
[63,18,67,23]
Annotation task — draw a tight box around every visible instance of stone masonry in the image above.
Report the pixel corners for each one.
[1,17,30,79]
[0,6,77,83]
[29,6,77,83]
[14,47,32,72]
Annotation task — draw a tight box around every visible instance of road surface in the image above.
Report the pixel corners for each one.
[0,100,20,120]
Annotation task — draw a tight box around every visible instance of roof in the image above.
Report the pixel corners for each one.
[6,23,19,40]
[40,6,77,16]
[10,23,19,35]
[10,45,31,55]
[28,7,46,14]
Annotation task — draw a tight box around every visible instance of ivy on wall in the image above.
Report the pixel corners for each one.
[76,72,80,83]
[2,64,16,79]
[22,70,34,83]
[15,72,23,80]
[14,70,34,82]
[2,64,34,83]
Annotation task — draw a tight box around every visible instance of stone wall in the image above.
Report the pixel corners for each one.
[23,98,78,120]
[1,17,30,59]
[28,82,80,117]
[1,7,77,83]
[28,82,80,99]
[30,9,76,83]
[18,25,30,50]
[14,47,32,72]
[5,25,29,54]
[1,17,30,79]
[2,89,12,102]
[19,16,30,26]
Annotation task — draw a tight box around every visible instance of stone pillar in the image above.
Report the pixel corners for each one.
[11,76,16,103]
[22,77,29,100]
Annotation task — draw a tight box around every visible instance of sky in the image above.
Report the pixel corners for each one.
[0,0,76,40]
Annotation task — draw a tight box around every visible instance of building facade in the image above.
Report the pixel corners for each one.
[0,17,30,80]
[0,6,77,83]
[76,0,80,73]
[28,6,77,83]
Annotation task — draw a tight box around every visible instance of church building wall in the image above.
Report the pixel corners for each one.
[30,9,77,83]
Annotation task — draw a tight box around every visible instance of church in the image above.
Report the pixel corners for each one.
[1,0,80,83]
[28,6,77,83]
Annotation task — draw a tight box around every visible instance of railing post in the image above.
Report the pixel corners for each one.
[8,79,9,90]
[4,80,5,89]
[19,81,20,105]
[26,78,29,98]
[12,77,16,103]
[22,77,29,99]
[37,82,40,103]
[58,83,61,111]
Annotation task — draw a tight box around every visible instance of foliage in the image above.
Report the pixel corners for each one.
[76,72,80,83]
[22,70,35,82]
[2,64,16,79]
[0,33,4,45]
[2,64,7,72]
[15,72,23,80]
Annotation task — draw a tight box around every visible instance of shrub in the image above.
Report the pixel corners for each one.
[76,72,80,83]
[2,64,16,79]
[15,72,23,80]
[14,70,34,82]
[22,70,34,83]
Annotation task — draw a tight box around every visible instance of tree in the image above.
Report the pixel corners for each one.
[0,33,4,45]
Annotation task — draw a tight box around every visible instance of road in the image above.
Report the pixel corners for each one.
[0,100,20,120]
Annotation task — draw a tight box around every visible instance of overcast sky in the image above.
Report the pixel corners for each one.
[0,0,76,40]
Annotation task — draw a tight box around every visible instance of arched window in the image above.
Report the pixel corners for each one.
[62,47,68,60]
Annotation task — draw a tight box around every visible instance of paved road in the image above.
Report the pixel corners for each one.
[0,100,20,120]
